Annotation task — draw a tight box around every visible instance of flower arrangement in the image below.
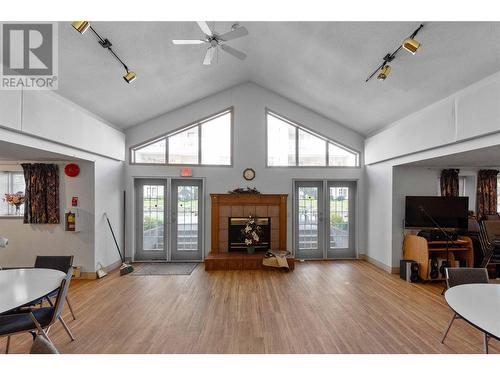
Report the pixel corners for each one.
[3,191,25,207]
[241,216,262,248]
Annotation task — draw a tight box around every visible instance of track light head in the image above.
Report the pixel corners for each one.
[377,64,391,81]
[72,21,90,34]
[403,38,420,54]
[123,70,136,84]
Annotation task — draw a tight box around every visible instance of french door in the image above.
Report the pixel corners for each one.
[294,180,356,259]
[135,178,203,262]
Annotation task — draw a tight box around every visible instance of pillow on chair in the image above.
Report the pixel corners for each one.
[29,335,59,354]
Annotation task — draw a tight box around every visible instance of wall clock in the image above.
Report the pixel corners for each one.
[243,168,255,181]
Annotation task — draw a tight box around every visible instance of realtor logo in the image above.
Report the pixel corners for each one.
[1,22,58,90]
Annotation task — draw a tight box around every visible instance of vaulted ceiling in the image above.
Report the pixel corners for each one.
[57,22,500,135]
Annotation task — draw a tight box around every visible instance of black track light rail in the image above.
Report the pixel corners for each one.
[365,23,424,83]
[88,25,131,72]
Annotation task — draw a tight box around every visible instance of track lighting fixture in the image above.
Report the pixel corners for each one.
[71,21,137,84]
[365,23,424,83]
[71,21,90,34]
[377,64,391,81]
[403,38,421,55]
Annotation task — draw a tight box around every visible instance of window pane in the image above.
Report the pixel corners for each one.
[168,126,199,164]
[201,113,231,165]
[298,130,326,166]
[143,185,164,251]
[134,139,166,164]
[329,186,349,249]
[267,115,296,166]
[328,143,358,167]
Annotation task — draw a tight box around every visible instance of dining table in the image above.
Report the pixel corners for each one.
[0,268,66,314]
[444,283,500,353]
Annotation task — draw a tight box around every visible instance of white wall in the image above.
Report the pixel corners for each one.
[0,89,125,161]
[125,82,366,259]
[0,161,95,271]
[365,69,500,270]
[391,166,440,266]
[0,87,126,272]
[94,157,124,270]
[365,71,500,165]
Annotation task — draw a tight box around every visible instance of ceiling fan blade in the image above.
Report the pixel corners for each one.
[218,26,248,41]
[196,21,213,36]
[221,44,247,60]
[172,39,206,45]
[203,47,215,65]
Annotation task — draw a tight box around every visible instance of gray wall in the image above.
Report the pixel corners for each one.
[125,82,366,259]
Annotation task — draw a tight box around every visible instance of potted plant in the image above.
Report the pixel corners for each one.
[241,216,262,254]
[3,191,25,216]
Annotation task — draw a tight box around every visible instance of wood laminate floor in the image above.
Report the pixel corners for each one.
[2,260,498,354]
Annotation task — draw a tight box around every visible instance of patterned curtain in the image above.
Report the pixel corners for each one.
[476,169,499,220]
[21,163,60,224]
[440,169,460,197]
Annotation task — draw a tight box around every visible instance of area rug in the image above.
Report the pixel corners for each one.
[132,263,198,276]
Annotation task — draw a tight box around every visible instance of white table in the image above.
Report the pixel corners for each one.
[0,268,66,314]
[445,284,500,352]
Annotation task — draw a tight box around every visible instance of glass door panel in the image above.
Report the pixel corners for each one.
[135,179,167,260]
[295,181,323,259]
[327,181,356,258]
[171,179,203,261]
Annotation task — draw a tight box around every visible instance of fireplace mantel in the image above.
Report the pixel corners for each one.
[210,193,288,253]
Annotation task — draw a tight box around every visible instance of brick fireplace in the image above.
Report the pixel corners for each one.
[205,193,293,270]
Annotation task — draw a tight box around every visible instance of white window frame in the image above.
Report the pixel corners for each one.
[265,109,360,168]
[130,107,233,167]
[0,171,25,216]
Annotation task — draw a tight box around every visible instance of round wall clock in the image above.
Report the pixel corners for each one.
[243,168,256,181]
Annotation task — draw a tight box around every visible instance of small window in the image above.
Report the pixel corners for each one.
[0,171,25,216]
[131,109,232,166]
[266,110,359,167]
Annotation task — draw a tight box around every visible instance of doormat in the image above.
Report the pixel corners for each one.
[132,263,198,276]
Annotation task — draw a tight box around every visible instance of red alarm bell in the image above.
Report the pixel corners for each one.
[64,163,80,177]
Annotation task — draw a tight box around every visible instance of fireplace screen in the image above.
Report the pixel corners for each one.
[228,217,271,252]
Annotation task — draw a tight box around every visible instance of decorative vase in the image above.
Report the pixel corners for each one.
[247,246,255,254]
[14,204,21,216]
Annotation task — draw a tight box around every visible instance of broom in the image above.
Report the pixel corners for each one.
[104,212,134,276]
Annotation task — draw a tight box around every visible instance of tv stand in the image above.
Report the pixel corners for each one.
[403,234,473,281]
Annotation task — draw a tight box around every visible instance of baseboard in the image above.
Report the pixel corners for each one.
[79,259,122,280]
[359,254,400,274]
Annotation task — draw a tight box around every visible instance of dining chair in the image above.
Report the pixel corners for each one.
[440,268,489,349]
[34,255,77,320]
[0,268,75,354]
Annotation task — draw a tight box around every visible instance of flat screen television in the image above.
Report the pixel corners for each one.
[405,196,469,229]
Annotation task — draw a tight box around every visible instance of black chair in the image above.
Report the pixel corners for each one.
[479,221,500,269]
[441,268,489,350]
[0,268,75,354]
[34,256,76,320]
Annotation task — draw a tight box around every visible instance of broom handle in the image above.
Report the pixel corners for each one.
[105,214,125,263]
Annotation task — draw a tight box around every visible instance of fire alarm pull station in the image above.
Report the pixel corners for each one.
[72,197,78,207]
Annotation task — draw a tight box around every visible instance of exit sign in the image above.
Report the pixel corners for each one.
[181,167,193,177]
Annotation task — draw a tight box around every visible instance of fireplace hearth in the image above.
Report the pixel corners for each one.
[228,217,271,252]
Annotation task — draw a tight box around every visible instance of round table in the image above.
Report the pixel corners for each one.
[445,284,500,352]
[0,268,66,314]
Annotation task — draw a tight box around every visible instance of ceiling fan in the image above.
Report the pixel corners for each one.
[172,21,249,65]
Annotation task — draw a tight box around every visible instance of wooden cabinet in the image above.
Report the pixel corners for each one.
[403,234,474,281]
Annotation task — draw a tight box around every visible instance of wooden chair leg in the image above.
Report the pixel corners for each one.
[441,313,457,343]
[5,336,10,354]
[66,296,76,320]
[58,317,75,341]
